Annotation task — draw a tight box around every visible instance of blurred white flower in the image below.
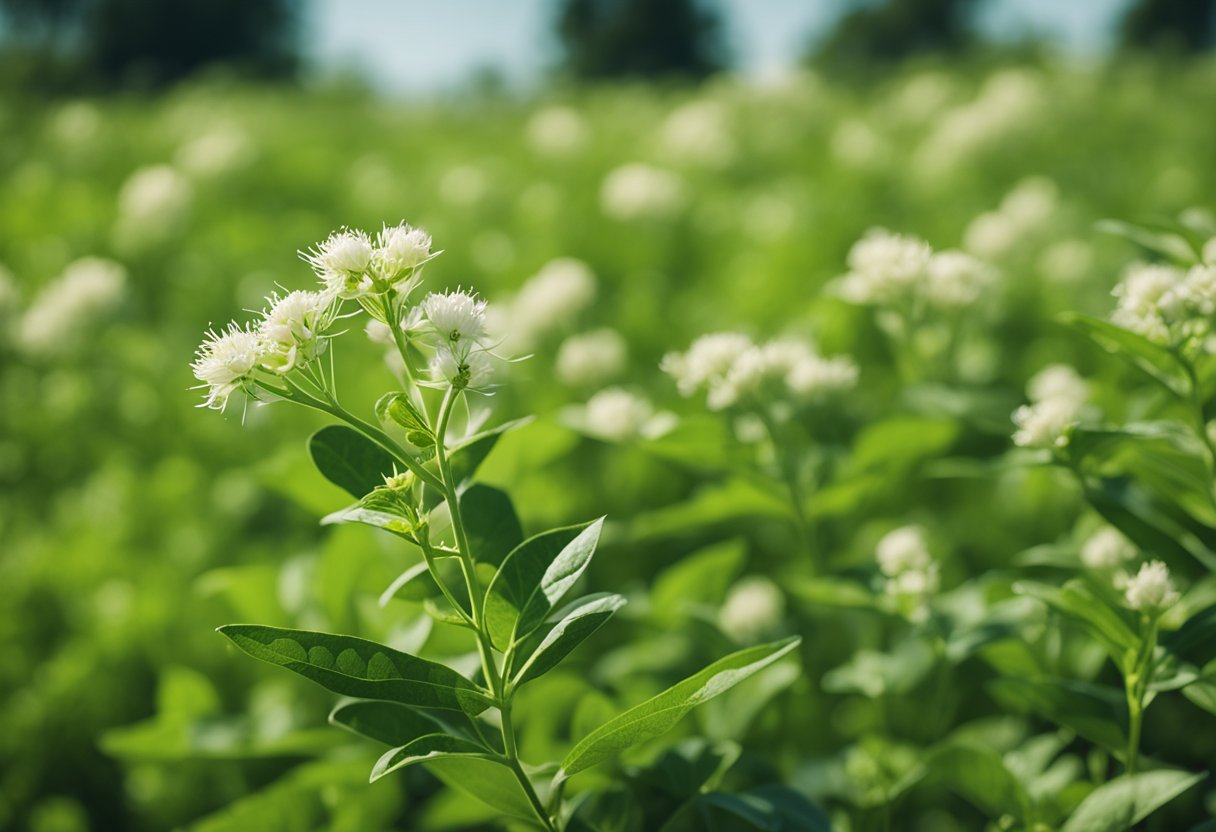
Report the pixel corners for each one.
[575,387,676,442]
[662,332,754,398]
[877,525,932,577]
[600,163,684,221]
[18,257,126,357]
[191,323,264,410]
[302,228,374,298]
[365,319,394,345]
[841,230,932,304]
[786,353,860,399]
[1124,560,1179,612]
[924,250,996,308]
[659,100,735,167]
[1027,364,1088,408]
[175,125,253,178]
[526,106,588,157]
[423,290,488,350]
[1012,398,1078,449]
[1037,239,1095,284]
[556,328,627,387]
[719,576,784,641]
[1081,526,1137,571]
[115,164,192,244]
[830,120,882,168]
[498,258,597,351]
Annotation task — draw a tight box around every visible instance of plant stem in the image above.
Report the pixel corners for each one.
[755,406,816,566]
[1123,613,1158,776]
[433,386,556,831]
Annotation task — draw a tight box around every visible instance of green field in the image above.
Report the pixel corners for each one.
[2,56,1216,831]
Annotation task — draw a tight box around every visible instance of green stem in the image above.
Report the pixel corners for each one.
[383,296,431,423]
[433,385,556,831]
[1124,614,1158,776]
[755,407,815,566]
[417,536,474,628]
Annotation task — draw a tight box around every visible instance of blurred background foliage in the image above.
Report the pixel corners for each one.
[1,0,1215,830]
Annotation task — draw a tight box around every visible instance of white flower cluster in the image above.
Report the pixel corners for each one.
[574,387,677,443]
[1012,364,1088,449]
[1080,526,1137,571]
[658,100,735,168]
[302,221,433,300]
[526,106,588,157]
[1110,261,1216,349]
[114,164,193,248]
[18,258,127,357]
[719,576,784,642]
[840,229,996,309]
[1124,560,1180,612]
[876,525,940,603]
[193,221,480,411]
[663,332,858,411]
[963,178,1058,260]
[490,257,597,353]
[556,328,627,387]
[600,163,685,221]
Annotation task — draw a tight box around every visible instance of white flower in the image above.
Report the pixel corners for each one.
[1081,526,1137,571]
[1012,398,1078,449]
[302,228,374,298]
[191,323,265,410]
[888,567,940,596]
[499,258,598,351]
[924,250,996,308]
[1124,560,1180,612]
[423,290,488,348]
[117,164,192,225]
[259,290,335,373]
[18,257,126,356]
[430,346,493,391]
[1027,364,1087,407]
[526,106,588,156]
[556,328,627,387]
[877,526,932,577]
[365,319,394,345]
[661,332,754,397]
[600,163,684,221]
[578,387,675,442]
[841,230,932,304]
[719,576,784,641]
[1111,263,1183,345]
[175,125,252,178]
[659,100,735,167]
[375,222,432,283]
[786,354,859,399]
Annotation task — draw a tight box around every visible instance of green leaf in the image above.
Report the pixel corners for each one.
[1165,606,1216,666]
[460,483,524,567]
[1059,312,1190,398]
[308,425,396,499]
[512,593,627,686]
[1095,218,1200,264]
[987,677,1126,754]
[446,416,534,487]
[373,736,541,824]
[329,700,447,747]
[558,636,802,779]
[322,504,417,537]
[927,744,1027,819]
[483,519,602,651]
[378,558,466,608]
[515,517,606,640]
[1015,580,1139,668]
[217,625,491,714]
[1061,769,1205,832]
[650,538,746,623]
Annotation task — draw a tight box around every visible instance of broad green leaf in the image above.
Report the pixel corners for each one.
[375,392,434,447]
[1015,580,1139,668]
[558,636,802,779]
[329,700,447,747]
[483,519,599,651]
[373,736,541,824]
[322,503,417,537]
[987,677,1126,754]
[460,483,524,567]
[850,416,960,470]
[217,625,491,714]
[446,416,534,487]
[927,744,1027,819]
[378,557,466,608]
[308,425,396,499]
[515,517,606,639]
[1084,476,1216,572]
[1165,606,1216,666]
[512,593,627,686]
[1059,312,1190,398]
[650,538,746,623]
[1061,769,1205,832]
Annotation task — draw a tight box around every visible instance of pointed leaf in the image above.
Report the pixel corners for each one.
[329,700,447,747]
[461,484,524,567]
[512,593,626,686]
[483,519,599,650]
[559,637,802,779]
[370,733,494,780]
[217,625,491,714]
[308,425,396,498]
[516,517,606,639]
[1061,770,1205,832]
[1016,580,1139,668]
[1060,312,1190,398]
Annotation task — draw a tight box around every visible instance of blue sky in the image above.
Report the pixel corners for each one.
[309,0,1135,94]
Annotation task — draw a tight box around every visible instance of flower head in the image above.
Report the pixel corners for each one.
[719,576,784,641]
[556,328,627,387]
[375,222,432,283]
[303,228,374,298]
[579,387,675,442]
[259,290,336,373]
[1012,399,1078,449]
[1081,526,1136,571]
[841,230,932,304]
[877,526,932,577]
[661,332,754,398]
[1125,560,1179,612]
[430,345,493,391]
[422,289,488,349]
[191,323,264,410]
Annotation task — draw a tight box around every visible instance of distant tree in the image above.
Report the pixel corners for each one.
[1120,0,1216,54]
[0,0,300,88]
[811,0,984,75]
[556,0,727,81]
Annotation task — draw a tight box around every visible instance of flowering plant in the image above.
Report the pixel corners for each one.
[193,222,801,830]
